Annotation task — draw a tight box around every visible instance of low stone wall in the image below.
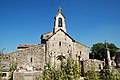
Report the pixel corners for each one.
[84,59,104,72]
[13,71,41,80]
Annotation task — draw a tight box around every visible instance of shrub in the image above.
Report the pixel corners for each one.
[38,56,81,80]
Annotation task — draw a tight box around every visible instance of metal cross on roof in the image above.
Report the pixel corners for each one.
[58,7,62,12]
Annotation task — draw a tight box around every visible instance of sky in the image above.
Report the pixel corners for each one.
[0,0,120,53]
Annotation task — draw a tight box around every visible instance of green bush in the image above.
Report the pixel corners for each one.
[38,56,81,80]
[38,54,120,80]
[100,68,120,80]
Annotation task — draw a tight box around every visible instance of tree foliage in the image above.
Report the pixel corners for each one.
[90,42,118,60]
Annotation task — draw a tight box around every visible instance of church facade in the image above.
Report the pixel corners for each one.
[6,8,89,70]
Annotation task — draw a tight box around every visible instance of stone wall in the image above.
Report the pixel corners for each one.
[13,71,41,80]
[116,50,120,67]
[8,44,45,69]
[73,42,89,60]
[46,30,89,66]
[84,59,103,72]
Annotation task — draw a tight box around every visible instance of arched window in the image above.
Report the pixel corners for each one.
[58,18,62,27]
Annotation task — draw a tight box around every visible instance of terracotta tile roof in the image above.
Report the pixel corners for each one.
[18,44,39,47]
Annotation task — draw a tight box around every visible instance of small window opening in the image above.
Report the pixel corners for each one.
[31,57,33,62]
[50,53,52,55]
[59,42,61,46]
[6,57,8,59]
[58,18,62,27]
[80,51,81,55]
[52,44,54,46]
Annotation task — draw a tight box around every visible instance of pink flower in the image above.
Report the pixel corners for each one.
[69,53,72,57]
[70,49,72,52]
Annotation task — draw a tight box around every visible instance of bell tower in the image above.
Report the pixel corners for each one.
[53,7,66,33]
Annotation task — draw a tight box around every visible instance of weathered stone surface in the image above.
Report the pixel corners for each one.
[84,59,103,72]
[45,30,89,65]
[13,71,41,80]
[8,44,45,69]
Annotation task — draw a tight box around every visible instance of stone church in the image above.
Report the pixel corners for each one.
[6,8,89,70]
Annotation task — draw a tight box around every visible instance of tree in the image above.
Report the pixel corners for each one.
[90,42,118,60]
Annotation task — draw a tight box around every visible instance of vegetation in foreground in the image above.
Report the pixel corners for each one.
[38,54,81,80]
[38,54,120,80]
